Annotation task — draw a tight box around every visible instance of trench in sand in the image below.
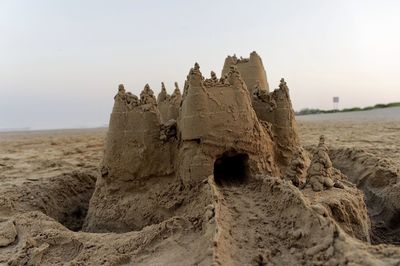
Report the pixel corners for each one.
[329,150,400,245]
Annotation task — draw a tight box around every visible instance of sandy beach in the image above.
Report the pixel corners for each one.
[297,107,400,166]
[0,128,106,182]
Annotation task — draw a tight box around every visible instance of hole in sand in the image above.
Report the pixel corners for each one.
[213,151,249,185]
[20,172,97,232]
[371,210,400,244]
[388,211,400,230]
[60,205,89,232]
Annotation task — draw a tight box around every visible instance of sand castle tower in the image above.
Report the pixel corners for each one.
[222,53,299,167]
[221,51,270,93]
[85,83,177,232]
[252,78,300,167]
[177,64,279,185]
[84,52,300,232]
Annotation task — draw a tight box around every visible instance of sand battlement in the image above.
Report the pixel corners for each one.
[112,83,157,112]
[223,51,261,65]
[186,63,246,89]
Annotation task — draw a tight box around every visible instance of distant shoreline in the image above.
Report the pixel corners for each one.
[296,102,400,116]
[0,127,107,134]
[2,102,399,133]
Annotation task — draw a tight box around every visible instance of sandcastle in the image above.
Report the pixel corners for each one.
[84,52,301,231]
[3,52,400,265]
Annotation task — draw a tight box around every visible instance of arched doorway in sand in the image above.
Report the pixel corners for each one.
[213,150,250,185]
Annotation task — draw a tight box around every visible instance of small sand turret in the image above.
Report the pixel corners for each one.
[172,82,182,99]
[157,82,181,123]
[284,147,307,187]
[306,135,345,191]
[140,84,157,107]
[112,84,127,112]
[157,82,169,104]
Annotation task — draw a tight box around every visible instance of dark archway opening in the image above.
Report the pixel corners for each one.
[213,151,250,185]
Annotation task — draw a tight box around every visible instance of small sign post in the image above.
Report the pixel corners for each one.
[333,97,339,110]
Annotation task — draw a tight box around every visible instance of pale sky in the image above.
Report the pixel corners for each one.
[1,0,399,129]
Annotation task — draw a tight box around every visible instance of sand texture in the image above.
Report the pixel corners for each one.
[1,52,400,265]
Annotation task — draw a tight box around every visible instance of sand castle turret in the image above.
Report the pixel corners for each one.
[172,82,181,98]
[222,52,300,168]
[252,78,300,167]
[85,83,176,232]
[140,84,157,107]
[157,82,169,104]
[222,51,270,93]
[179,63,209,140]
[101,83,173,181]
[157,82,170,122]
[112,84,127,112]
[169,82,182,116]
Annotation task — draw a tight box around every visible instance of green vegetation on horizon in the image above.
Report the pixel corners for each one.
[296,102,400,116]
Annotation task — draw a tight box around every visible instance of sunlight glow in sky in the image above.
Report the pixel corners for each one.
[1,0,399,129]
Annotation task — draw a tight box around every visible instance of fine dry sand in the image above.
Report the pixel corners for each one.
[0,128,106,181]
[297,108,400,166]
